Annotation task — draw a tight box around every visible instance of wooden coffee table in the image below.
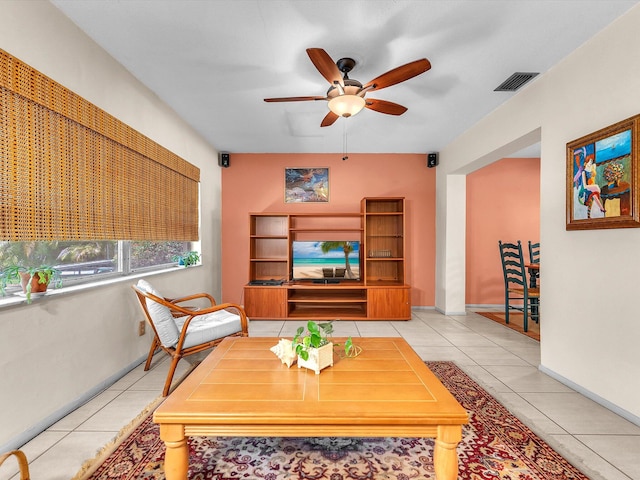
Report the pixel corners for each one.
[153,337,468,480]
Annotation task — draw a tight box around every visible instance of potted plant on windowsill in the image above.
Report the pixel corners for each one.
[0,265,62,304]
[172,251,201,267]
[292,321,359,374]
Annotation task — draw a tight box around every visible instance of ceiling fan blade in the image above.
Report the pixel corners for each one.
[364,58,431,91]
[365,98,408,116]
[321,111,339,127]
[307,48,343,86]
[264,96,326,102]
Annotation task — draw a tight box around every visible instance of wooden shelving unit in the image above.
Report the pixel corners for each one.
[363,197,405,284]
[249,214,289,282]
[243,198,410,321]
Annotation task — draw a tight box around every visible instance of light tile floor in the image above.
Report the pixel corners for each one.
[2,309,639,480]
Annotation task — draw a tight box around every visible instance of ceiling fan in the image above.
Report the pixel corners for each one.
[264,48,431,127]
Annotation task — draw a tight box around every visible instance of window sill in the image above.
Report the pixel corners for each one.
[0,264,202,310]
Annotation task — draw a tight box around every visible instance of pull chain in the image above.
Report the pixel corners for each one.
[342,120,349,161]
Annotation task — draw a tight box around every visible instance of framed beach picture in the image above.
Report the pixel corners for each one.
[566,115,640,230]
[284,167,329,203]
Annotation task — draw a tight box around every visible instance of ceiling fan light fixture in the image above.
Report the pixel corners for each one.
[328,94,366,117]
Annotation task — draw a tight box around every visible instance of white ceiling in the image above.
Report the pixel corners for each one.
[50,0,637,156]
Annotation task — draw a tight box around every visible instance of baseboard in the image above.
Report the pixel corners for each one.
[539,364,640,427]
[0,354,148,452]
[434,306,468,316]
[466,304,504,309]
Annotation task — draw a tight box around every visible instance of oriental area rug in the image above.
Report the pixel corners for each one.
[74,362,585,480]
[475,311,541,341]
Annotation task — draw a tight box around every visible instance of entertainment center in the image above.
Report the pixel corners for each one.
[243,197,410,320]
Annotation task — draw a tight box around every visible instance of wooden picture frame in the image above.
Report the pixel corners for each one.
[566,115,640,230]
[284,167,329,203]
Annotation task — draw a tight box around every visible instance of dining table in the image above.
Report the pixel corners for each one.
[525,263,539,288]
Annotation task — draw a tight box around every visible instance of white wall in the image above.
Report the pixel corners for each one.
[0,1,222,448]
[436,5,640,422]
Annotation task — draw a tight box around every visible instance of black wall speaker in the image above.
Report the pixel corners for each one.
[218,152,230,168]
[427,152,439,168]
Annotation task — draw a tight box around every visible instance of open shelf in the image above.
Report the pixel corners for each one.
[287,304,367,319]
[289,228,363,232]
[288,288,366,302]
[364,198,405,285]
[249,214,289,282]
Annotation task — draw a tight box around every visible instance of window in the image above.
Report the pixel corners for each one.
[0,240,190,295]
[0,50,200,303]
[130,241,190,270]
[1,52,200,303]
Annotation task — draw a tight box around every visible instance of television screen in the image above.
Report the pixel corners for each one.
[292,241,360,281]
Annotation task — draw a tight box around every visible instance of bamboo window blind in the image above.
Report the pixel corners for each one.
[0,49,200,241]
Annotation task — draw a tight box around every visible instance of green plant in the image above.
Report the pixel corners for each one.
[172,251,200,267]
[292,320,357,361]
[320,241,357,279]
[0,265,62,304]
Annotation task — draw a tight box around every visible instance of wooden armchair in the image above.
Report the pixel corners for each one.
[0,450,30,480]
[132,279,249,396]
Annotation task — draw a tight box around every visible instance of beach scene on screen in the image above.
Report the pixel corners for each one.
[292,241,360,279]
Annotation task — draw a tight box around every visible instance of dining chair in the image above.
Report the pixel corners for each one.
[498,241,540,332]
[132,279,249,396]
[528,241,540,264]
[527,240,540,288]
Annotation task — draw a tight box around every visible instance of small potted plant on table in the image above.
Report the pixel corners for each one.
[292,321,359,374]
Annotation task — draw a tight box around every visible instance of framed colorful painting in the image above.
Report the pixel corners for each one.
[566,115,640,230]
[284,167,329,203]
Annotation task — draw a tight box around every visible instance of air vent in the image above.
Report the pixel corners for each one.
[494,72,539,92]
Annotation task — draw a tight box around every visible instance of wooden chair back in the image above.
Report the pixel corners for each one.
[0,450,30,480]
[528,241,540,264]
[499,241,529,291]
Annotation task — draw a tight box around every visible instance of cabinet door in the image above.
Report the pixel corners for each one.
[367,287,411,320]
[244,287,287,319]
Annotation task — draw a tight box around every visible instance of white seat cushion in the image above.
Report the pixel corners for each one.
[136,279,180,348]
[174,309,242,349]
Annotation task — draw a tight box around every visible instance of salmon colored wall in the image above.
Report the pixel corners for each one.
[221,153,436,308]
[466,157,540,305]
